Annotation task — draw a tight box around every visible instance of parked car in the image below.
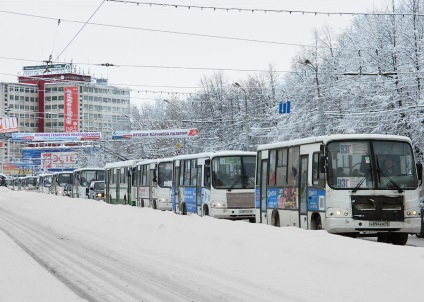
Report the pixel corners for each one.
[87,181,105,200]
[416,196,424,238]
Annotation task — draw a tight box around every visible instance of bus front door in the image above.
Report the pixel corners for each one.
[299,155,309,229]
[196,165,202,216]
[260,159,268,224]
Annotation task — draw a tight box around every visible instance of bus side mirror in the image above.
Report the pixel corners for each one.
[319,156,327,173]
[153,169,157,183]
[205,159,211,178]
[416,162,422,181]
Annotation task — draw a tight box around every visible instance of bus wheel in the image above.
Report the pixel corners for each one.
[152,200,157,209]
[377,234,390,243]
[272,210,280,227]
[248,217,256,223]
[181,203,187,215]
[311,214,322,230]
[124,196,127,204]
[203,206,209,216]
[390,233,408,245]
[141,199,145,207]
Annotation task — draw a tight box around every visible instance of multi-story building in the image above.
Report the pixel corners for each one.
[1,63,131,162]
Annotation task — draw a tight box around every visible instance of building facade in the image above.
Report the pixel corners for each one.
[0,63,131,163]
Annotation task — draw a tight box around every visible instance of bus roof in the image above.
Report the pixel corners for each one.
[104,159,140,169]
[172,150,256,161]
[134,157,173,167]
[72,167,104,173]
[257,134,412,151]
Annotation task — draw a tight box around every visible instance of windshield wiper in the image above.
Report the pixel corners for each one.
[377,168,403,193]
[228,175,241,192]
[352,168,372,193]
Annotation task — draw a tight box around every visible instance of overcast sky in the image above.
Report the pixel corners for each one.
[0,0,391,107]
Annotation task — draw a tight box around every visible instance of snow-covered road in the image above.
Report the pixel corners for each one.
[1,187,424,302]
[0,199,274,301]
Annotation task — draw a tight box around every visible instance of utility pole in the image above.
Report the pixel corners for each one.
[233,82,250,151]
[304,60,324,136]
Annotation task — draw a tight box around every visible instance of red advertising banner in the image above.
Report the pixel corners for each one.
[64,86,78,132]
[0,117,19,134]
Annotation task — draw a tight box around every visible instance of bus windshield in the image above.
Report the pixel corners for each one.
[327,140,417,190]
[212,156,255,189]
[158,162,172,188]
[80,170,104,187]
[27,177,37,186]
[58,173,71,185]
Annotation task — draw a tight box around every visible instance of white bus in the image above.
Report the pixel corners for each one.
[105,160,138,205]
[22,176,38,191]
[37,173,53,193]
[132,157,173,210]
[50,171,73,196]
[172,151,256,222]
[72,168,105,198]
[256,134,422,245]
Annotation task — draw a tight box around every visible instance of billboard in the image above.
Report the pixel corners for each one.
[1,163,33,175]
[12,132,101,142]
[112,128,199,140]
[64,86,79,132]
[22,63,72,76]
[0,117,18,134]
[41,151,78,169]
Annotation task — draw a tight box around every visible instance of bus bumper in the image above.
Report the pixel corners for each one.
[210,208,256,220]
[325,217,421,234]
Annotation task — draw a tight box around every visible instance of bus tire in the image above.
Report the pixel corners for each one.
[389,233,408,245]
[271,210,280,227]
[141,199,145,207]
[152,200,157,209]
[248,217,256,223]
[181,203,187,215]
[203,205,209,216]
[310,213,322,230]
[124,195,127,205]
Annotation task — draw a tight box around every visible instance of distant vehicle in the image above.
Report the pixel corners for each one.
[132,157,173,210]
[23,176,38,191]
[37,174,53,193]
[105,160,139,205]
[72,168,105,198]
[87,181,105,200]
[51,171,72,196]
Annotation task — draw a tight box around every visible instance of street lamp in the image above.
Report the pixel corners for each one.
[303,59,325,136]
[233,82,250,151]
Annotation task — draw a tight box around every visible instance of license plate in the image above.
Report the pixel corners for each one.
[239,210,253,214]
[369,221,390,227]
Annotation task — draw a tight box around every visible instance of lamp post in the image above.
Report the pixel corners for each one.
[303,59,325,136]
[233,82,250,151]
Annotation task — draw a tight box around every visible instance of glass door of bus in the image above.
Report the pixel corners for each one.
[299,155,309,229]
[260,159,268,224]
[196,165,202,215]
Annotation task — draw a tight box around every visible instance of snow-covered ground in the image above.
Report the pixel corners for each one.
[0,186,423,302]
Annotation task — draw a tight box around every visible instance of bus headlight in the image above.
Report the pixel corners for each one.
[211,201,227,208]
[406,210,418,216]
[328,208,349,217]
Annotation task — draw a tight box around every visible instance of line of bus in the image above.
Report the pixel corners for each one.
[255,134,422,245]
